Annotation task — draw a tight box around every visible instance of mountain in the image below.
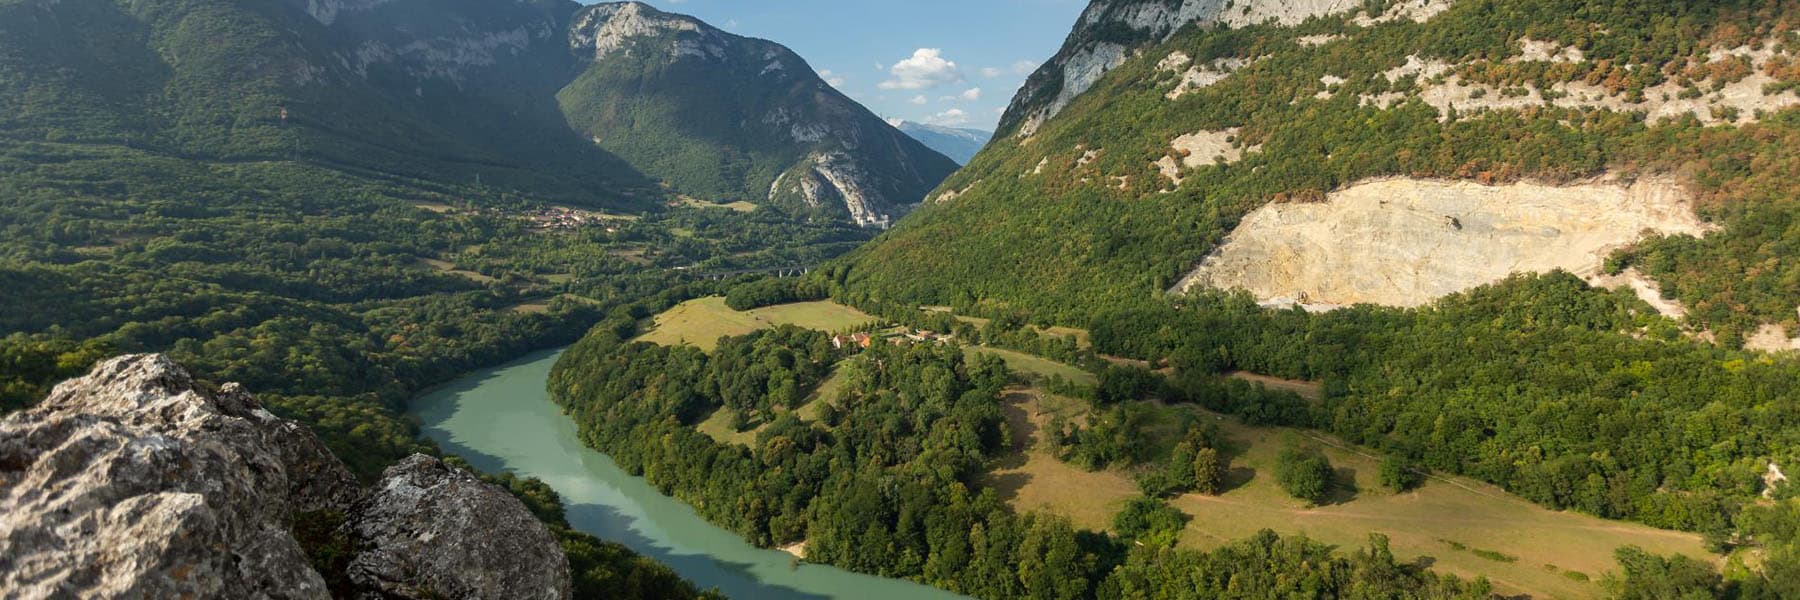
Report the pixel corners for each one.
[894,120,993,164]
[559,2,959,227]
[0,0,948,225]
[844,0,1800,334]
[0,0,662,208]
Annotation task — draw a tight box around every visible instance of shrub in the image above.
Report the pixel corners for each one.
[1275,444,1333,505]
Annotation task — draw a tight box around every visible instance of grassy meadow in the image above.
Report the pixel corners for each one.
[636,296,878,351]
[982,390,1706,599]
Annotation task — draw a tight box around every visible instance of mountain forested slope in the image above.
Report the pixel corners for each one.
[846,0,1800,338]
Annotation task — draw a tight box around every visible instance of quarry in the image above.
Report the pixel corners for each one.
[1174,177,1711,309]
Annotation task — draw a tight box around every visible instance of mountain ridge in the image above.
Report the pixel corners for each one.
[894,120,993,164]
[559,1,958,227]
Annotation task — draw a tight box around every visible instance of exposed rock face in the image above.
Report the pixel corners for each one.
[570,1,714,61]
[0,355,573,600]
[1174,177,1711,309]
[0,354,343,599]
[999,0,1450,136]
[346,455,572,600]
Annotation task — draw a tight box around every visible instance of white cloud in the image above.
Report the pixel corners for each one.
[879,48,964,91]
[937,87,982,103]
[910,95,928,105]
[1011,60,1039,75]
[980,67,1003,78]
[818,69,846,88]
[924,108,970,127]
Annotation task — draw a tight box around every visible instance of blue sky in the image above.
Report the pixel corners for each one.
[639,0,1087,131]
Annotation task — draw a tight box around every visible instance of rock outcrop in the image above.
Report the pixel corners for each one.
[999,0,1451,137]
[1173,177,1711,309]
[346,455,571,600]
[0,355,572,600]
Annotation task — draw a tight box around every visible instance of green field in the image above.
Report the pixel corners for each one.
[966,346,1096,386]
[983,391,1706,599]
[636,297,879,351]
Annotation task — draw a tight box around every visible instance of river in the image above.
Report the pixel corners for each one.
[409,348,971,600]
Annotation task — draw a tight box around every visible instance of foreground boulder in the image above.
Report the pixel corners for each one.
[347,455,571,600]
[0,355,572,600]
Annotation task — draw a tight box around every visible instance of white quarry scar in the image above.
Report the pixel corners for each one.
[1174,177,1711,309]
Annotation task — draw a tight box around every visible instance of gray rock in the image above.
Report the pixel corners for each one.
[0,354,347,599]
[346,454,572,600]
[0,354,573,600]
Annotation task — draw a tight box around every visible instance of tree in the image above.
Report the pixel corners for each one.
[1193,447,1226,495]
[1096,365,1159,405]
[1380,455,1425,492]
[1608,546,1722,600]
[1275,444,1333,505]
[1112,497,1189,548]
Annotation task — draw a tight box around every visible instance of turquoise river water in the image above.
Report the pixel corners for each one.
[409,348,971,600]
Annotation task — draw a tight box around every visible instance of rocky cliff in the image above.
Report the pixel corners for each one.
[0,355,570,600]
[997,0,1450,137]
[559,1,958,227]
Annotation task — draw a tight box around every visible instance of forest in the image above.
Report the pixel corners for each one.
[547,295,1511,599]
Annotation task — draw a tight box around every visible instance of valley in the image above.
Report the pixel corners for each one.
[9,0,1800,598]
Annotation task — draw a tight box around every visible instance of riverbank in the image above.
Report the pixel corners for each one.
[408,349,970,600]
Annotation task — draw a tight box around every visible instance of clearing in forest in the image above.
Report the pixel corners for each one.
[983,389,1706,599]
[637,296,878,352]
[965,346,1096,386]
[413,257,497,283]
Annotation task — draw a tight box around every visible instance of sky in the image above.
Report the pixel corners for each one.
[636,0,1088,132]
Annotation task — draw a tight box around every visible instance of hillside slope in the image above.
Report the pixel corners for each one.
[845,0,1800,340]
[826,1,1800,592]
[559,2,958,227]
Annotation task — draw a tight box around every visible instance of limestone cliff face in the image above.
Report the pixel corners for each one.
[0,355,570,600]
[998,0,1447,137]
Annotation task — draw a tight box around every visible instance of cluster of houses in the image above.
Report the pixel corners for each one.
[520,206,619,232]
[830,329,953,350]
